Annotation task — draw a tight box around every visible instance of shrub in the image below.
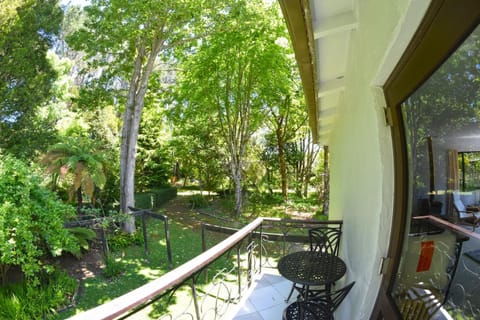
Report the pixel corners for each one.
[0,156,79,284]
[107,229,143,252]
[67,227,97,258]
[134,187,177,209]
[249,192,284,205]
[189,194,209,209]
[313,210,329,221]
[103,254,124,278]
[150,187,177,206]
[0,270,77,319]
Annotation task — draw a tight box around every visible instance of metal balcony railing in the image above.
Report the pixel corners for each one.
[68,217,342,320]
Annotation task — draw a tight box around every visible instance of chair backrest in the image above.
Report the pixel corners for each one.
[453,191,466,212]
[309,226,342,256]
[282,282,355,320]
[452,191,472,219]
[328,281,355,312]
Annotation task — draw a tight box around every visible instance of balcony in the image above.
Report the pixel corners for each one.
[68,217,343,320]
[229,268,292,319]
[64,211,480,320]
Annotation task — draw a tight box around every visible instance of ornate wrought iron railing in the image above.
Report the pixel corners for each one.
[68,217,342,320]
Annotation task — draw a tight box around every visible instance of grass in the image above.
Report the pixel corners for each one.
[57,215,229,319]
[58,219,201,319]
[0,270,77,320]
[55,190,324,318]
[0,189,324,319]
[206,191,325,221]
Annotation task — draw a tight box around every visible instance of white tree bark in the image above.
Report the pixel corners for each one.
[120,39,162,233]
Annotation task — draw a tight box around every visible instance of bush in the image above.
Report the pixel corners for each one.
[312,211,329,221]
[67,227,97,258]
[0,156,79,284]
[107,229,143,252]
[134,187,177,209]
[0,270,77,319]
[249,192,284,205]
[189,194,209,209]
[103,254,124,278]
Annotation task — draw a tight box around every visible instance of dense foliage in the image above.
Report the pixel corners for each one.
[172,0,303,214]
[0,0,63,159]
[0,270,77,319]
[0,156,79,284]
[41,136,108,213]
[0,0,327,317]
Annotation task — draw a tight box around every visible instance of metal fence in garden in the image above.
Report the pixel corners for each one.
[67,217,342,320]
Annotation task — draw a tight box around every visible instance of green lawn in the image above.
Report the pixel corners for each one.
[0,191,323,319]
[58,192,324,318]
[57,215,225,319]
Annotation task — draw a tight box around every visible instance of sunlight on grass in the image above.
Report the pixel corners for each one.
[177,190,207,196]
[138,267,162,279]
[56,190,323,319]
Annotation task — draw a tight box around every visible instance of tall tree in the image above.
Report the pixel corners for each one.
[175,0,291,215]
[402,28,480,212]
[0,0,24,31]
[68,0,213,232]
[173,122,227,193]
[265,91,307,200]
[136,106,173,191]
[286,127,319,198]
[0,0,63,159]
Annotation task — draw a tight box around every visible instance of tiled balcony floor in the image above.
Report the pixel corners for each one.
[227,268,294,320]
[224,221,478,320]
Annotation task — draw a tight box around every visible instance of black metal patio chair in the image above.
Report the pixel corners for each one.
[285,226,342,302]
[282,282,355,320]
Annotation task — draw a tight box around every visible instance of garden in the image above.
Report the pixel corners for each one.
[0,157,323,319]
[1,0,329,318]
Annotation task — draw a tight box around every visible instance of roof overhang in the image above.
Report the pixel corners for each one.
[278,0,319,143]
[279,0,357,145]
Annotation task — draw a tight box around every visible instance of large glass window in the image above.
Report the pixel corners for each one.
[391,25,480,319]
[459,152,480,191]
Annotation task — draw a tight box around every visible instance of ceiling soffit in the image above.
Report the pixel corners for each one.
[280,0,357,144]
[279,0,318,142]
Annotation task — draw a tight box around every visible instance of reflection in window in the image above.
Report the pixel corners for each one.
[459,152,480,192]
[392,25,480,319]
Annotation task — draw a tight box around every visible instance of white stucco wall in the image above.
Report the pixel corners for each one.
[326,0,430,318]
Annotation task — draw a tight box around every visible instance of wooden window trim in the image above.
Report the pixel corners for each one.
[371,0,479,318]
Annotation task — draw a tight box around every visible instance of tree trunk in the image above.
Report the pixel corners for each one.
[217,58,253,217]
[183,175,188,187]
[322,145,330,215]
[303,175,310,198]
[302,131,318,198]
[230,148,244,216]
[277,128,288,200]
[120,39,162,233]
[233,172,243,216]
[76,187,83,215]
[295,148,303,197]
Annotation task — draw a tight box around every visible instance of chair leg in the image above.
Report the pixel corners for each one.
[285,283,296,302]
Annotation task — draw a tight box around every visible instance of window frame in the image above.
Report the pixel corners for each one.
[371,1,480,318]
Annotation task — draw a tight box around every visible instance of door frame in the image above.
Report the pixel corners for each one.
[371,1,480,318]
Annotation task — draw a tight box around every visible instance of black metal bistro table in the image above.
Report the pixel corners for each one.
[278,251,347,300]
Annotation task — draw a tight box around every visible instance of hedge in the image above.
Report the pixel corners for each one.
[134,187,177,209]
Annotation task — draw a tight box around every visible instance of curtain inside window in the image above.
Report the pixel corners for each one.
[446,149,459,218]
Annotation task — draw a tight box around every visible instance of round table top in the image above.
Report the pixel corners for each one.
[278,251,346,286]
